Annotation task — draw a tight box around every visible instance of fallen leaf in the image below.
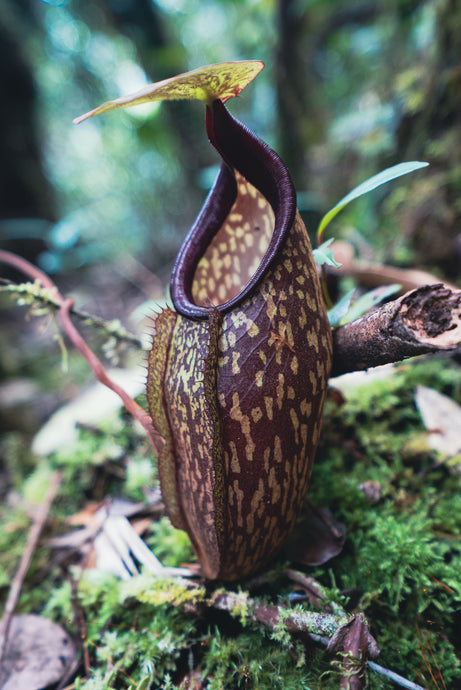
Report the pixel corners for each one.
[415,385,461,459]
[66,498,149,526]
[328,613,380,690]
[0,614,77,690]
[74,60,264,124]
[284,503,346,566]
[0,378,39,409]
[47,500,192,579]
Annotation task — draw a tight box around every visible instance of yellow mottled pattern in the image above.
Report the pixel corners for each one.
[146,308,187,532]
[150,178,332,580]
[162,316,222,578]
[192,170,274,306]
[216,211,332,579]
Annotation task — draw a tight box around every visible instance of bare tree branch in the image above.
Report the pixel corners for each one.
[332,283,461,376]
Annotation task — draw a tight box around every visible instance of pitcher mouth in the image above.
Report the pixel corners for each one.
[170,99,296,319]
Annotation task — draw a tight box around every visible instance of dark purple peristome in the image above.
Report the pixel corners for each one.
[170,99,296,319]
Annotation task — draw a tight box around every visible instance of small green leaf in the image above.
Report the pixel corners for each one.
[327,289,355,327]
[312,238,342,268]
[317,161,429,244]
[329,284,402,328]
[73,60,264,124]
[340,284,401,326]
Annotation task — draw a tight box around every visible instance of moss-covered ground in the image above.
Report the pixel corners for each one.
[1,355,460,688]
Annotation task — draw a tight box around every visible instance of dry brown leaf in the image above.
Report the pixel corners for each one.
[284,504,346,566]
[0,614,77,690]
[328,613,380,690]
[48,500,192,579]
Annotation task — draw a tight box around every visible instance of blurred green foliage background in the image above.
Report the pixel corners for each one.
[2,0,460,293]
[1,5,460,686]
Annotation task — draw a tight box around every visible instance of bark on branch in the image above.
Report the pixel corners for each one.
[331,283,461,377]
[2,248,460,398]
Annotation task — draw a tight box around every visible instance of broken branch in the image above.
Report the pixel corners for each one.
[332,283,461,376]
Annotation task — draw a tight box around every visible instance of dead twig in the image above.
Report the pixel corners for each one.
[367,661,429,690]
[68,569,92,678]
[209,588,426,689]
[332,283,461,376]
[0,470,63,665]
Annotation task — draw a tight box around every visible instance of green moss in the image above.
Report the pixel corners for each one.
[0,432,37,493]
[147,516,194,569]
[201,629,315,690]
[2,355,460,687]
[123,572,206,608]
[311,356,461,685]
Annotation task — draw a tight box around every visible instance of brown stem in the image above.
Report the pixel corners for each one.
[0,471,63,666]
[331,284,461,376]
[58,298,162,453]
[328,613,379,690]
[0,249,56,290]
[0,250,163,455]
